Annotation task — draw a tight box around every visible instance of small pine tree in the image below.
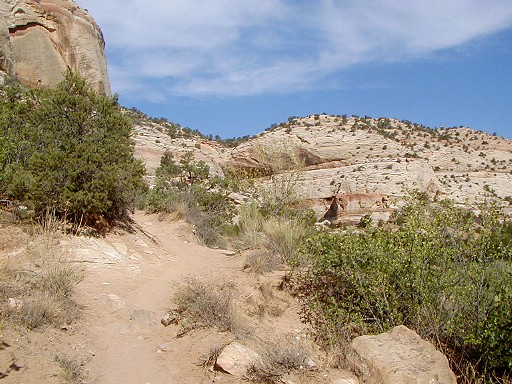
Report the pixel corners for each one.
[0,71,146,221]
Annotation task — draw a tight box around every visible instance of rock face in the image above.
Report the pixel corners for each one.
[0,0,110,94]
[130,112,512,223]
[347,325,457,384]
[226,115,512,221]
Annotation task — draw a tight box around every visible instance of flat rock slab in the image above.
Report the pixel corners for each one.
[347,325,456,384]
[130,309,158,327]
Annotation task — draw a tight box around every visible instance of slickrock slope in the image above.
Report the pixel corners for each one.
[0,0,110,93]
[227,115,512,219]
[130,115,228,178]
[131,113,512,222]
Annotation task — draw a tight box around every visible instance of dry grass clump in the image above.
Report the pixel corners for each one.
[198,344,227,369]
[244,282,287,319]
[0,214,83,329]
[239,202,309,274]
[172,277,248,338]
[243,216,307,273]
[246,336,316,383]
[262,217,306,263]
[54,354,87,384]
[243,250,280,274]
[237,201,265,249]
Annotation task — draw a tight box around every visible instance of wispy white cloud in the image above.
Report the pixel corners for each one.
[77,0,512,98]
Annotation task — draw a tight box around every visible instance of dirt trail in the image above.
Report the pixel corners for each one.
[1,212,334,384]
[74,212,244,383]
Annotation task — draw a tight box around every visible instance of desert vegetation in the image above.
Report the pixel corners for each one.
[143,150,233,247]
[1,70,511,383]
[0,71,146,226]
[171,277,248,338]
[292,195,512,382]
[0,211,83,330]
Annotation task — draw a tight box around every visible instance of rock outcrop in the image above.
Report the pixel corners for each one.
[347,325,457,384]
[225,115,512,221]
[0,0,110,94]
[129,111,512,224]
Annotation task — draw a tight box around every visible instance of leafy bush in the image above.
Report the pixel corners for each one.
[293,198,512,379]
[0,71,146,222]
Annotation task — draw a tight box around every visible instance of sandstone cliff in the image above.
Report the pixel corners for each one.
[0,0,110,94]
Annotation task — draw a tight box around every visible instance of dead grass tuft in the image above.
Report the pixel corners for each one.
[54,354,87,384]
[243,250,280,274]
[0,214,83,329]
[245,282,287,319]
[262,217,306,264]
[173,277,249,338]
[198,344,227,369]
[246,335,315,383]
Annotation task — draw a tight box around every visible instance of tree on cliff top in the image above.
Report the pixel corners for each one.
[0,71,146,222]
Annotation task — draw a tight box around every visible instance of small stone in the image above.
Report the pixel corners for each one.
[130,309,158,327]
[99,294,125,311]
[161,311,180,327]
[7,298,23,309]
[302,356,317,370]
[158,342,173,352]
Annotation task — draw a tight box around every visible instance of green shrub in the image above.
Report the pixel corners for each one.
[145,151,233,247]
[293,198,512,379]
[0,71,146,222]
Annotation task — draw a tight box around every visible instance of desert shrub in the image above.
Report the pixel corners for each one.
[0,217,83,329]
[0,71,146,223]
[238,201,313,272]
[54,354,87,384]
[293,198,512,379]
[246,336,314,383]
[145,151,233,247]
[172,277,247,337]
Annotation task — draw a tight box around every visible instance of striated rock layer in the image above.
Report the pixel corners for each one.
[0,0,110,93]
[130,112,512,223]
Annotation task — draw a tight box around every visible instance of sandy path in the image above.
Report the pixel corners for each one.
[74,212,242,384]
[1,211,327,384]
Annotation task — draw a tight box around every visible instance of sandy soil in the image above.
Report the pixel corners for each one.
[1,212,341,384]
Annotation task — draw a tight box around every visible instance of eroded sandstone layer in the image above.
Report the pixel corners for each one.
[0,0,110,93]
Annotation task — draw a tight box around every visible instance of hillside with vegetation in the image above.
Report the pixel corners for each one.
[0,76,511,383]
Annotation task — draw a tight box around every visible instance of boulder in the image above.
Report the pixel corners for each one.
[215,342,261,378]
[347,325,456,384]
[0,0,110,93]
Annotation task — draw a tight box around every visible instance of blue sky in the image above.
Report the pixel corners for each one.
[76,1,512,139]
